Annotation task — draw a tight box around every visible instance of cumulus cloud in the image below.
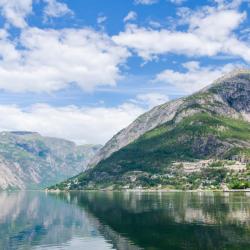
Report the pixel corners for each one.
[0,0,33,28]
[0,103,145,145]
[43,0,73,19]
[0,0,73,27]
[0,0,248,94]
[214,0,244,10]
[0,27,129,92]
[154,61,242,94]
[124,11,137,22]
[0,1,129,93]
[113,7,250,62]
[134,0,158,5]
[133,92,169,108]
[0,91,170,144]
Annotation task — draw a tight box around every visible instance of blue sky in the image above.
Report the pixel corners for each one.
[0,0,249,144]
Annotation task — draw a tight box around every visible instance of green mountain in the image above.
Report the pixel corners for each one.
[51,69,250,191]
[0,131,101,190]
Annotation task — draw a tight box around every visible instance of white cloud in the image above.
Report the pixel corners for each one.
[43,0,73,19]
[124,11,137,22]
[154,61,242,94]
[0,27,129,92]
[0,103,145,145]
[0,0,32,28]
[0,91,170,144]
[113,7,250,62]
[113,24,218,60]
[134,0,158,5]
[0,0,73,28]
[0,0,247,95]
[214,0,244,10]
[133,92,169,108]
[0,91,171,144]
[188,8,245,40]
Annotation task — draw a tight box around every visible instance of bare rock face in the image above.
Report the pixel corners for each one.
[88,98,185,167]
[208,69,250,115]
[191,135,231,158]
[89,69,250,168]
[0,132,101,190]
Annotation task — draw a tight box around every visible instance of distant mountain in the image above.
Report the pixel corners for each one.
[51,69,250,190]
[0,131,101,190]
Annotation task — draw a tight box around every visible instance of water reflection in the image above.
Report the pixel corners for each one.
[0,191,249,250]
[57,191,250,250]
[0,191,115,250]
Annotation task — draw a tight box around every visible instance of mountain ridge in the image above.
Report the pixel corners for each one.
[50,69,250,190]
[0,131,101,190]
[89,69,250,168]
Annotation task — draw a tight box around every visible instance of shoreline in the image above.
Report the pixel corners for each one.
[46,188,250,193]
[3,188,250,193]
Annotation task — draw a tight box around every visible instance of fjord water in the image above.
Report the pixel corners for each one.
[0,191,249,250]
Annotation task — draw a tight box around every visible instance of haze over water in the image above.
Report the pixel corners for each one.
[0,191,249,250]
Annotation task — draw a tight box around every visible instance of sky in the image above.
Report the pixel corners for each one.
[0,0,249,145]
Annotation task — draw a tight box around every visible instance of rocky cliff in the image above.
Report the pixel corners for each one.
[0,131,101,190]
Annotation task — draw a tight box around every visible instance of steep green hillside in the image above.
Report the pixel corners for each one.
[51,113,250,190]
[50,70,250,191]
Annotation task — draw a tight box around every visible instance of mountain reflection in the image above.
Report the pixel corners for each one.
[0,191,116,250]
[0,191,249,250]
[57,191,250,250]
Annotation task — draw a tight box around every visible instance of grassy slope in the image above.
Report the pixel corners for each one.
[51,112,250,190]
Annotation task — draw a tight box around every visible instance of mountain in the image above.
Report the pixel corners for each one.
[0,131,101,190]
[51,69,250,190]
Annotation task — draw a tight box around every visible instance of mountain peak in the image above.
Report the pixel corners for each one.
[213,68,250,84]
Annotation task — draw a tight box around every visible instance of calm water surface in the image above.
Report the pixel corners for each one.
[0,191,249,250]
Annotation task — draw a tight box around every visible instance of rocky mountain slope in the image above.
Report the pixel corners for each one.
[0,131,101,190]
[51,69,250,190]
